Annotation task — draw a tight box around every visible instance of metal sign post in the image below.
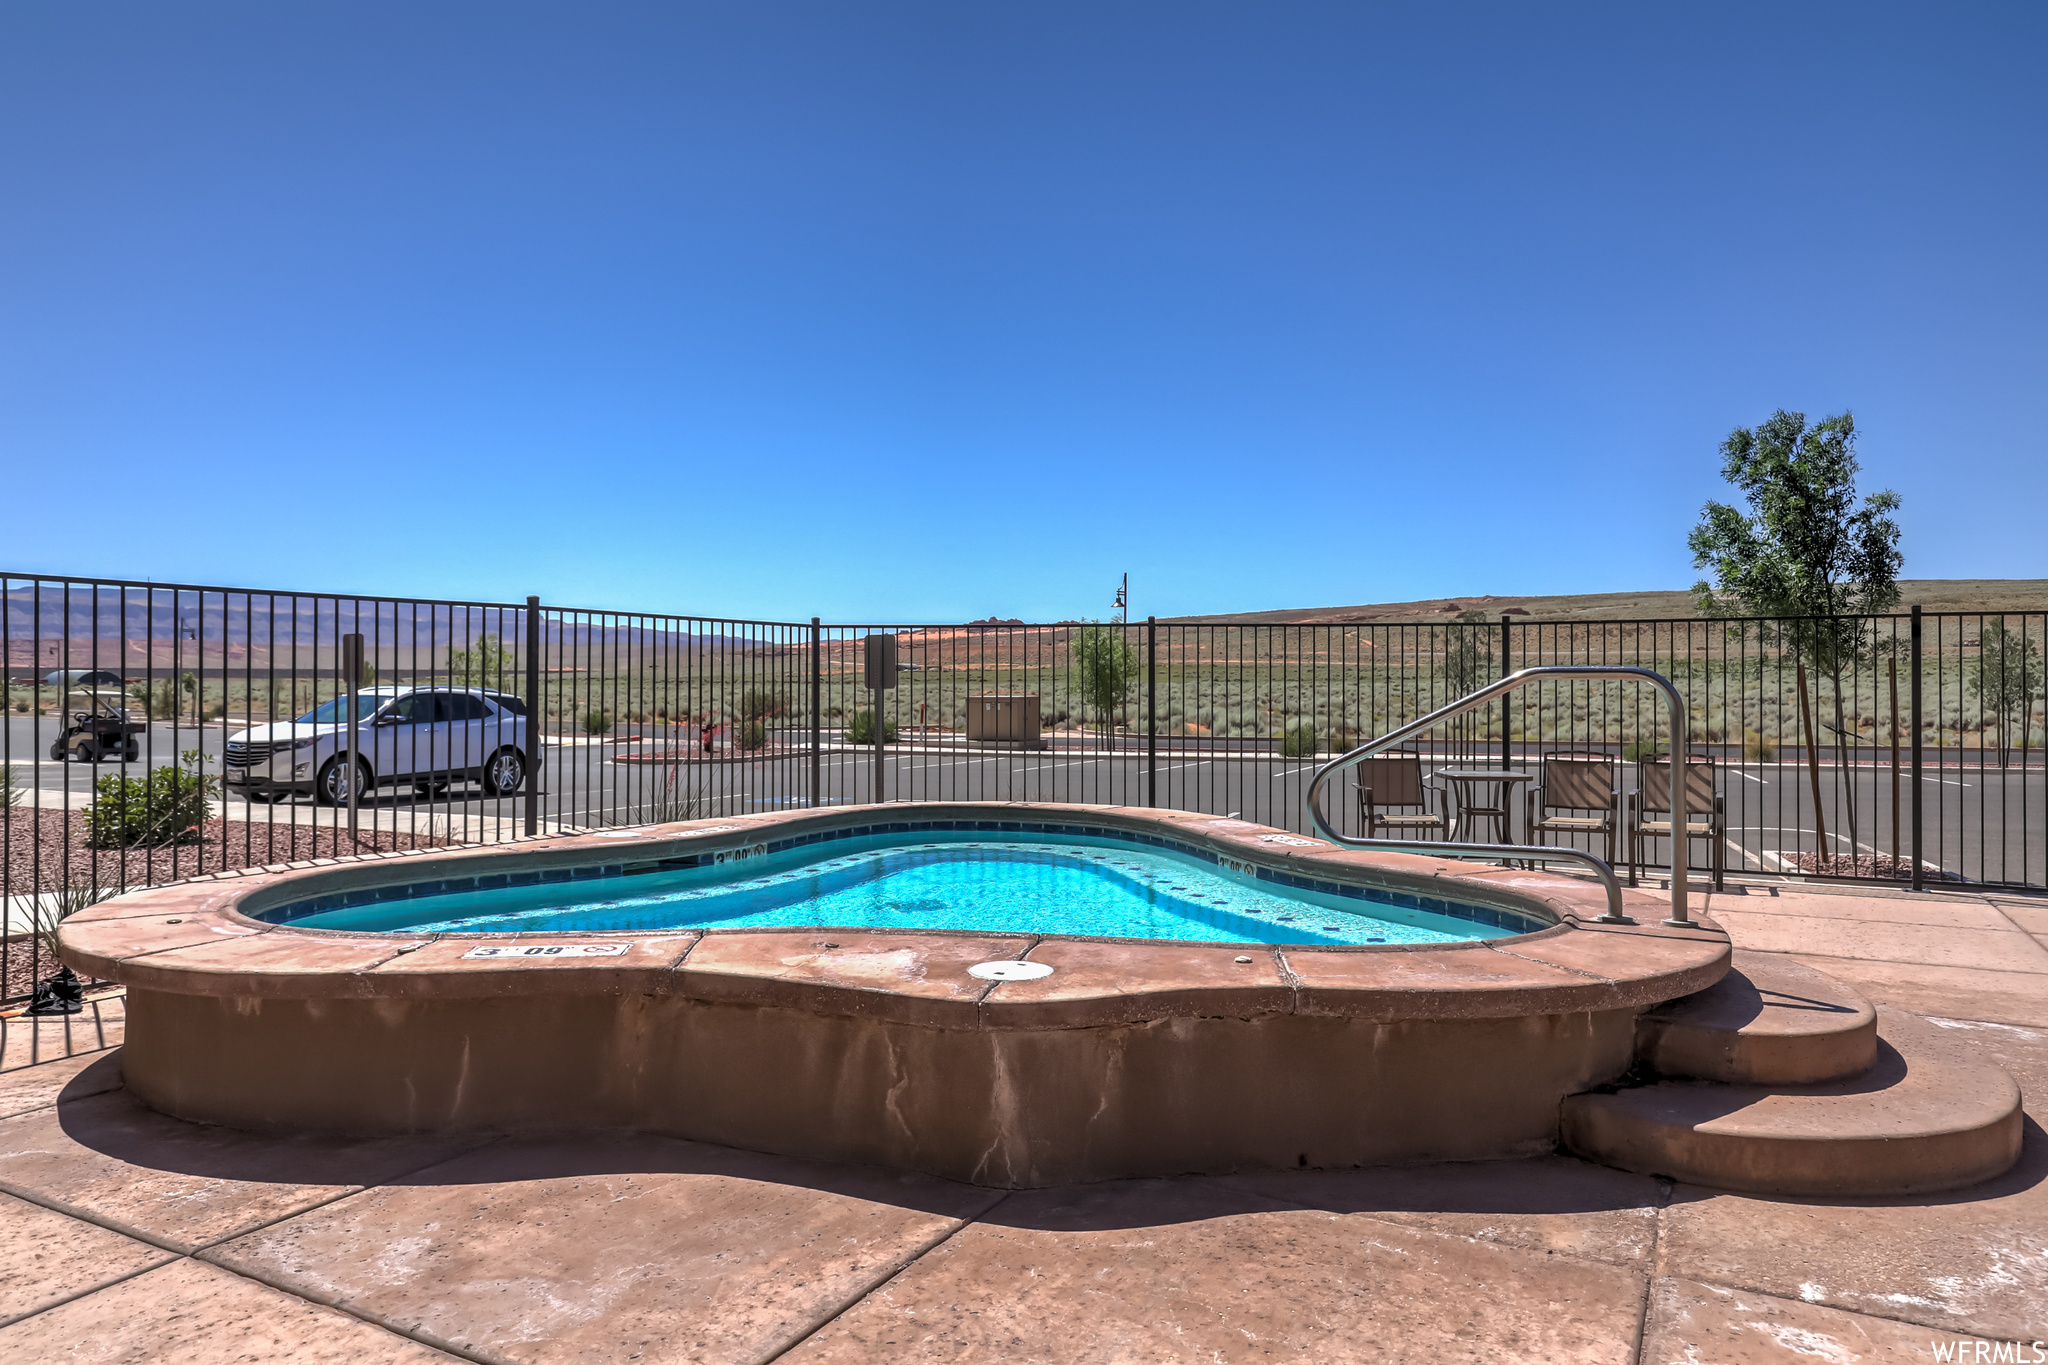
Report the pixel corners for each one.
[863,634,897,805]
[341,633,363,843]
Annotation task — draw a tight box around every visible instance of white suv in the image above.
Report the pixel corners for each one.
[225,687,534,805]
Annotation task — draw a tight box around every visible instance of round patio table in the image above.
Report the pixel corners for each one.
[1431,768,1535,845]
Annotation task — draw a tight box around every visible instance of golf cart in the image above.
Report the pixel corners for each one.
[49,690,143,763]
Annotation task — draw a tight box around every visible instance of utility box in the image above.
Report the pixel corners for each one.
[862,634,898,691]
[966,693,1044,748]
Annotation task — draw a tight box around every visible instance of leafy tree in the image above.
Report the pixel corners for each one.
[1442,610,1496,759]
[1970,617,2043,768]
[449,634,516,687]
[1072,623,1142,751]
[1690,410,1902,851]
[1442,610,1495,696]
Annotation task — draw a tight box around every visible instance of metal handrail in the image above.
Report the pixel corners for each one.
[1304,665,1698,928]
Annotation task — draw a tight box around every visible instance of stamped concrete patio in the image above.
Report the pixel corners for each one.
[0,877,2043,1363]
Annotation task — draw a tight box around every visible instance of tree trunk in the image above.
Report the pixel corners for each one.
[1830,666,1860,855]
[1796,663,1830,869]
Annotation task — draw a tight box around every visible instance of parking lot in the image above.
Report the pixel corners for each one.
[8,714,2042,889]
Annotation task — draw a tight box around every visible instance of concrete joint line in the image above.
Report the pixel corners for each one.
[0,1249,184,1331]
[757,1189,1013,1365]
[190,1249,514,1365]
[0,1176,192,1258]
[1631,1178,1674,1365]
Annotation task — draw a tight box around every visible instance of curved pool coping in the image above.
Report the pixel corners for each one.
[61,801,1729,1027]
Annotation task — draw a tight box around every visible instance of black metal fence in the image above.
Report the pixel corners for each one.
[6,571,2043,999]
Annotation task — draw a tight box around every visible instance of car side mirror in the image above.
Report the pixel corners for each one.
[373,713,401,727]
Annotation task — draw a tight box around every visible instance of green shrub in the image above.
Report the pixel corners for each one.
[1,763,19,807]
[581,710,612,734]
[1621,739,1662,764]
[1743,729,1777,761]
[1280,724,1319,758]
[848,712,898,745]
[740,689,786,720]
[129,682,184,721]
[738,721,767,751]
[85,753,215,848]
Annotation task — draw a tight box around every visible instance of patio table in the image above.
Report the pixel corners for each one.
[1431,767,1535,845]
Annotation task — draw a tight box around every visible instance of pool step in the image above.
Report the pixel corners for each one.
[1637,951,1877,1085]
[1565,1004,2023,1196]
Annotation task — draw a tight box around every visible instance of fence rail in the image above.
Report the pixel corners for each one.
[5,571,2043,1000]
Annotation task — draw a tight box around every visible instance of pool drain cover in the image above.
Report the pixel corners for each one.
[968,960,1054,982]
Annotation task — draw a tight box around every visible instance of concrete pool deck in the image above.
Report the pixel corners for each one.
[0,878,2043,1361]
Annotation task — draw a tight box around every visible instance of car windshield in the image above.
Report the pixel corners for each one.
[295,696,386,725]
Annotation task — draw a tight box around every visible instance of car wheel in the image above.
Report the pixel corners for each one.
[49,743,66,761]
[315,756,373,807]
[122,741,140,762]
[71,738,101,764]
[481,747,525,796]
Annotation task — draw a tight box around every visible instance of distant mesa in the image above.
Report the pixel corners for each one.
[965,616,1025,629]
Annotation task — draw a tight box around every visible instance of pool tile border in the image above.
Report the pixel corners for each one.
[59,803,1730,1022]
[250,817,1549,939]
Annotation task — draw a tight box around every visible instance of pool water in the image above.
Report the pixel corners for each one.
[286,832,1505,946]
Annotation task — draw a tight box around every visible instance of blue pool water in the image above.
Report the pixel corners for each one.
[283,831,1514,946]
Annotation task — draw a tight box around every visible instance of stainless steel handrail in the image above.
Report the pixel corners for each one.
[1304,665,1698,928]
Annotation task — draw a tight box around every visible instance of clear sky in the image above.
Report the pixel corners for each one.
[2,3,2041,623]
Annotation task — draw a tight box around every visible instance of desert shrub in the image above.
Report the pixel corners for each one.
[1280,724,1318,758]
[848,712,898,745]
[740,689,786,720]
[581,710,612,734]
[130,682,184,721]
[1621,739,1662,764]
[738,721,767,751]
[1743,729,1776,761]
[1,763,19,806]
[85,753,215,849]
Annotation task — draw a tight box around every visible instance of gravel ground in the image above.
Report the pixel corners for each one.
[2,808,457,896]
[2,809,459,1003]
[1788,850,1963,880]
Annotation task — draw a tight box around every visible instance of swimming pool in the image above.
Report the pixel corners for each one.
[273,829,1521,946]
[73,802,1729,1186]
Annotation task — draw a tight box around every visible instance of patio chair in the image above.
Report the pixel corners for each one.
[1627,754,1726,891]
[1524,753,1618,864]
[1356,755,1447,841]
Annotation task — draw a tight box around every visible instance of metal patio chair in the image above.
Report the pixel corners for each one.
[1627,754,1726,891]
[1524,753,1618,864]
[1356,754,1447,841]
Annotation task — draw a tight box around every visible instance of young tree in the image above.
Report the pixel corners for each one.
[448,633,516,687]
[1689,410,1903,854]
[1970,617,2043,769]
[1072,623,1142,751]
[1441,610,1496,760]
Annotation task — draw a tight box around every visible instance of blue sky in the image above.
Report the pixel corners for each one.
[2,3,2041,622]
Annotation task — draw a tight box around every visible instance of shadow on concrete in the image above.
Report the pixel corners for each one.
[50,1053,2042,1233]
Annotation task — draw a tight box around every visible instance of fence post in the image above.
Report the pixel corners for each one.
[1146,616,1157,807]
[524,595,540,838]
[1910,604,1923,892]
[809,618,822,808]
[1499,613,1512,770]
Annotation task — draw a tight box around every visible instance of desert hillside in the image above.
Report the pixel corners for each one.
[1169,580,2048,625]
